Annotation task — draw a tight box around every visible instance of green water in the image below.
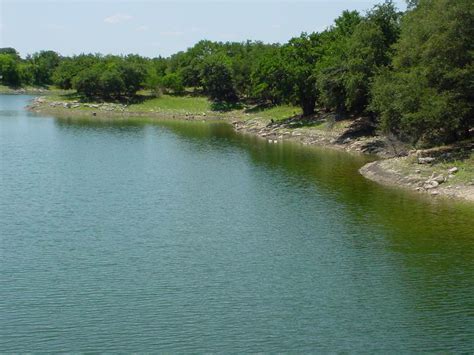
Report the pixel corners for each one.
[1,95,473,352]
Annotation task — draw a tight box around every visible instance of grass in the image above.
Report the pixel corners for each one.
[437,154,474,183]
[245,104,301,121]
[128,95,212,114]
[26,88,307,124]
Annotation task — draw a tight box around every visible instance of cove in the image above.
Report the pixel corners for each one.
[1,95,473,352]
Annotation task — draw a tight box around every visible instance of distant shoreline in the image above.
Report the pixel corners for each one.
[24,94,474,203]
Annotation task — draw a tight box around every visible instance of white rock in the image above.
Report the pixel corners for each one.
[418,157,435,164]
[424,180,439,189]
[448,167,458,174]
[433,175,445,183]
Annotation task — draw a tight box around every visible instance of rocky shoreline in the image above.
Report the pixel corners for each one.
[27,96,474,203]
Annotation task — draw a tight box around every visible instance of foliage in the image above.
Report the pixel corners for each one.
[29,50,61,86]
[0,54,21,86]
[200,53,238,103]
[370,0,473,145]
[71,57,146,100]
[281,33,322,116]
[250,46,290,105]
[160,73,185,94]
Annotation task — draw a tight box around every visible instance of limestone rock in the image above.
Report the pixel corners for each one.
[418,157,435,164]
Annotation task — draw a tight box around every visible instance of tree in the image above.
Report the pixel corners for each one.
[72,66,102,99]
[0,48,21,60]
[200,53,238,103]
[100,69,125,99]
[160,73,184,94]
[251,47,291,105]
[316,11,362,113]
[118,60,146,96]
[370,0,473,145]
[343,1,400,113]
[0,54,21,86]
[30,50,61,86]
[53,54,102,89]
[281,33,322,116]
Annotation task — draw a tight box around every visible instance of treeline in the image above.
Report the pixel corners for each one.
[1,0,472,146]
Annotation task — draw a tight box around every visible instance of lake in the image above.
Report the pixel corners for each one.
[1,95,473,352]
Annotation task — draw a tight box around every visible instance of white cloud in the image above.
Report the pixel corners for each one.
[160,31,184,37]
[104,13,133,24]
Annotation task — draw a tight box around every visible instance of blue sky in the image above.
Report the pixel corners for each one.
[1,0,406,58]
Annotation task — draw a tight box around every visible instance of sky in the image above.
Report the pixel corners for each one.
[0,0,406,58]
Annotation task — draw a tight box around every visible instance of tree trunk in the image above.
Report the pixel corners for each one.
[301,98,316,116]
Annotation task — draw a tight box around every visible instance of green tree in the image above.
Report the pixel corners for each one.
[72,66,102,99]
[316,10,362,113]
[0,54,21,86]
[251,47,291,105]
[0,48,21,60]
[30,50,61,86]
[370,0,473,145]
[281,33,322,116]
[200,53,238,103]
[343,1,400,112]
[100,69,125,99]
[160,73,184,94]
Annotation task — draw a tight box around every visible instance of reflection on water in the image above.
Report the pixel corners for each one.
[1,95,473,352]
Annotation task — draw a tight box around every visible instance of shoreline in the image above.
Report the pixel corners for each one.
[26,95,474,203]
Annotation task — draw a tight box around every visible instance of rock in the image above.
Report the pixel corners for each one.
[273,140,278,143]
[448,167,458,174]
[415,169,421,173]
[418,157,435,164]
[433,175,445,183]
[268,139,273,143]
[424,180,439,189]
[431,191,439,196]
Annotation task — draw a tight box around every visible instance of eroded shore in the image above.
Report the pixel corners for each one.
[27,96,474,202]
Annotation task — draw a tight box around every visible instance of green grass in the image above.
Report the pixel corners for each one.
[246,104,301,121]
[437,154,474,183]
[129,95,212,114]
